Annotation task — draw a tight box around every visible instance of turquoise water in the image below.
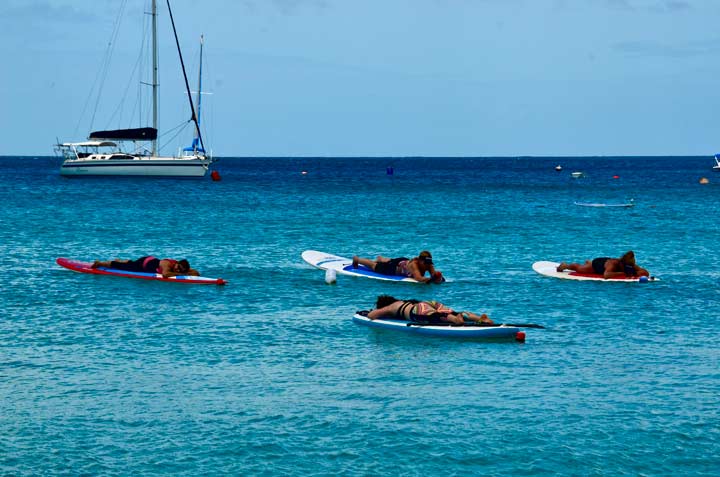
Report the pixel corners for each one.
[1,156,718,475]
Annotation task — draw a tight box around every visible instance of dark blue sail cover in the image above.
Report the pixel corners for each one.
[89,127,157,141]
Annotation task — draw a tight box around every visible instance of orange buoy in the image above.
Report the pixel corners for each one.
[211,170,221,181]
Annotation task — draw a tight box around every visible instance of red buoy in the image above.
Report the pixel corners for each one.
[211,170,221,181]
[515,331,526,342]
[612,175,619,179]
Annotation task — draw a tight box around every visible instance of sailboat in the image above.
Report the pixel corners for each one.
[713,154,720,171]
[55,0,215,177]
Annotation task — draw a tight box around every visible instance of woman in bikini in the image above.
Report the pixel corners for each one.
[351,250,444,283]
[556,250,649,279]
[91,255,199,278]
[366,295,493,325]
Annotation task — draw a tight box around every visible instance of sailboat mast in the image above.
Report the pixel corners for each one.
[151,0,159,156]
[194,34,204,143]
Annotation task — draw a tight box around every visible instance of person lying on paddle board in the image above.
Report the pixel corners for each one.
[366,295,493,325]
[91,256,199,278]
[556,250,649,279]
[352,250,444,283]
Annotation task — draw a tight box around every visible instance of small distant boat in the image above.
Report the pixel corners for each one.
[570,171,585,178]
[555,165,562,171]
[713,154,720,171]
[574,200,634,208]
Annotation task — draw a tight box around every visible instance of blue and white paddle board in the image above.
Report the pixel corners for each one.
[352,314,522,339]
[302,250,421,283]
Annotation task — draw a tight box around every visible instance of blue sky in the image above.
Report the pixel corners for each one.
[2,0,719,156]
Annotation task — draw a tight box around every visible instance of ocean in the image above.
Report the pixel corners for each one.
[1,156,718,475]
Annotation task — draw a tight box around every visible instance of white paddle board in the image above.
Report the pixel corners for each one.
[301,250,421,283]
[532,261,657,282]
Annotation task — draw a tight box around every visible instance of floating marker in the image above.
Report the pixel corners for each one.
[613,175,620,179]
[515,331,526,342]
[210,170,221,181]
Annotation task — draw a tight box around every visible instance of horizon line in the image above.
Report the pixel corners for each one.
[3,154,715,159]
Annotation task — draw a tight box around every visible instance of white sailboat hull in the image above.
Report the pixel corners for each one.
[60,157,212,177]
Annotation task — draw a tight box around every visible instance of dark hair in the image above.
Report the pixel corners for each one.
[178,259,190,273]
[620,251,635,265]
[376,295,399,309]
[418,250,433,264]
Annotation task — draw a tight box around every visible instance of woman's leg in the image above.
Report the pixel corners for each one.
[443,314,465,325]
[461,311,493,324]
[91,260,115,269]
[352,256,377,269]
[557,260,594,273]
[109,258,146,272]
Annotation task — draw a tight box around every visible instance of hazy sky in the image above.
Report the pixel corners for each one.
[2,0,719,156]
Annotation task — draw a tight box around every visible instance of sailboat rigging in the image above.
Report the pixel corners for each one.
[185,35,206,156]
[55,0,215,177]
